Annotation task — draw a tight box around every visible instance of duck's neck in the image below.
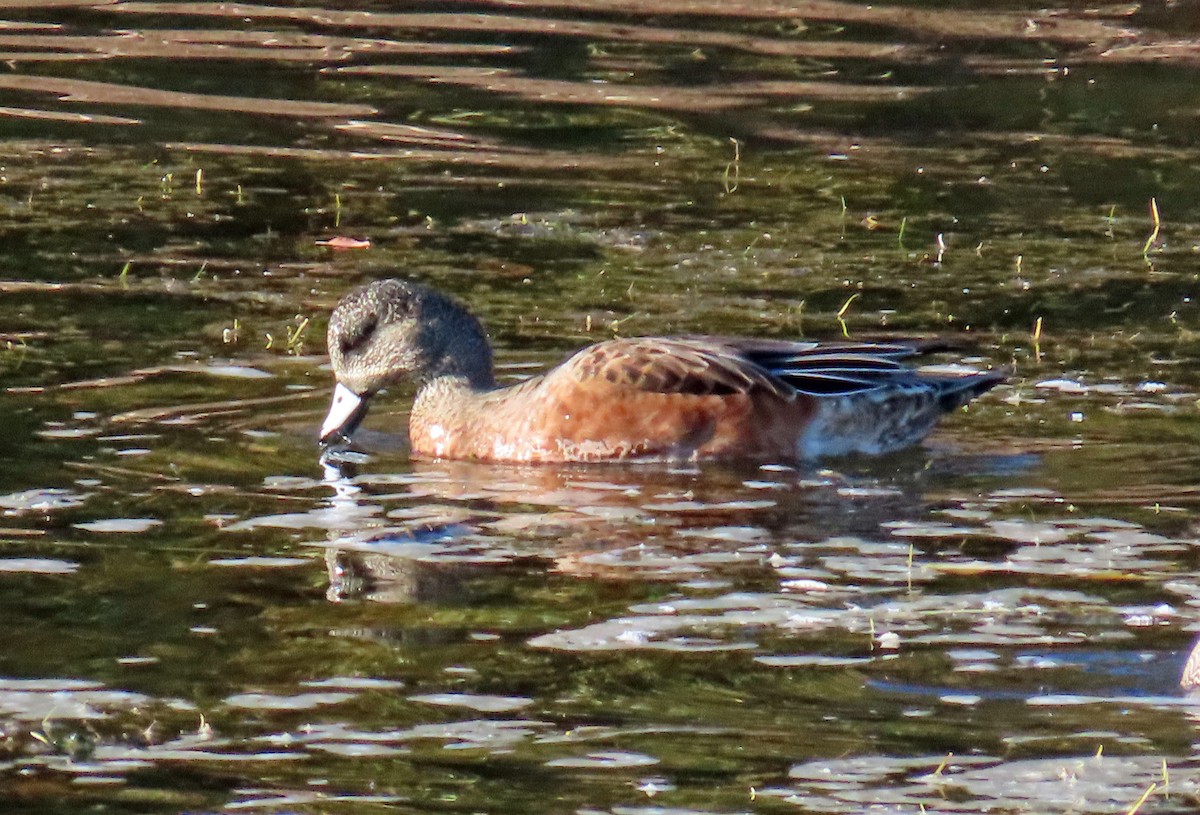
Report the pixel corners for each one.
[407,293,501,456]
[417,295,498,391]
[409,374,495,458]
[413,374,492,413]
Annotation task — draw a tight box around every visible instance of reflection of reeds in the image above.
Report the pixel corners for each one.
[106,5,923,60]
[0,30,516,62]
[0,105,137,125]
[0,74,374,117]
[336,65,930,113]
[110,391,322,424]
[450,0,1132,45]
[107,2,1132,48]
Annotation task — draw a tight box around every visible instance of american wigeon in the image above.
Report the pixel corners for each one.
[320,279,1002,462]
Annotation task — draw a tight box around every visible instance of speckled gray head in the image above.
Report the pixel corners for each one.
[319,279,493,445]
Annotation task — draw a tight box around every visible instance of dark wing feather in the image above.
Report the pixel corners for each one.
[692,336,928,397]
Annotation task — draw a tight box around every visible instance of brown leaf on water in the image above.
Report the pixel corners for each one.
[316,236,372,249]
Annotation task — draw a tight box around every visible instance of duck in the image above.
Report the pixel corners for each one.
[319,278,1003,463]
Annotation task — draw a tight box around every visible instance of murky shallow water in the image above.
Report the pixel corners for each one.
[3,2,1200,813]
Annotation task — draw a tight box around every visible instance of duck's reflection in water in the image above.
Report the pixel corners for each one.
[312,447,1006,605]
[323,545,469,604]
[316,457,470,604]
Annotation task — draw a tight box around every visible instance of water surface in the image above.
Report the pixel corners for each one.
[3,2,1200,813]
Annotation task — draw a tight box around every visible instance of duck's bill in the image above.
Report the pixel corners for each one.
[320,383,370,445]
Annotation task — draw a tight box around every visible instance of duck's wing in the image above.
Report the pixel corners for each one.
[560,336,1001,400]
[558,337,796,400]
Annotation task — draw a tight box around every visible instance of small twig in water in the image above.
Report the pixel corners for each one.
[722,137,741,194]
[837,293,859,320]
[609,312,639,337]
[286,316,311,354]
[836,293,859,338]
[1142,197,1161,258]
[743,233,767,257]
[791,299,805,332]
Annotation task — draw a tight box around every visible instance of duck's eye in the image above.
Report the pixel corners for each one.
[340,316,377,355]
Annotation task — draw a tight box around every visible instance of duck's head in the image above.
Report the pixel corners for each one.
[319,278,493,445]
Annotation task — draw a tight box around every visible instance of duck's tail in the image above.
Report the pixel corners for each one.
[799,368,1005,459]
[935,369,1006,412]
